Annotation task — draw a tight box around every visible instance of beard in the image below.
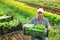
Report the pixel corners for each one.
[38,16,43,21]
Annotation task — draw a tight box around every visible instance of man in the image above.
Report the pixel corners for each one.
[28,8,50,40]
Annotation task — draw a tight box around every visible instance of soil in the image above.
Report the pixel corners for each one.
[19,1,60,15]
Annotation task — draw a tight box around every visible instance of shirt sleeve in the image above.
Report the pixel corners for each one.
[46,19,50,30]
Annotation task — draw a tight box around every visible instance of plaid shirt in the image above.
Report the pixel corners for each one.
[28,16,50,30]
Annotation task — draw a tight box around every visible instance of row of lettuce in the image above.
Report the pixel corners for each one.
[0,1,29,24]
[1,0,60,25]
[19,0,60,10]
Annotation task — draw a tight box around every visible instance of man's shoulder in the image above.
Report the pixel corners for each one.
[31,17,37,20]
[32,17,49,21]
[43,17,48,21]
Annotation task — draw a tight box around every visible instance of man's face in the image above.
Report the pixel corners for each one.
[38,12,43,17]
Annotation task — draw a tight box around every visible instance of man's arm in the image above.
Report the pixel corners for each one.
[46,19,50,37]
[23,18,34,28]
[46,19,50,31]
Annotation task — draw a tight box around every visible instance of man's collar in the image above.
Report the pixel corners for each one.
[36,16,45,21]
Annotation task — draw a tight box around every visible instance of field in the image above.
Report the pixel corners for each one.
[0,0,60,40]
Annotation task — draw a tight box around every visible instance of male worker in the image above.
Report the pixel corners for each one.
[28,8,50,40]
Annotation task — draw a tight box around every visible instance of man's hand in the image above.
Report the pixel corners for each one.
[46,30,50,37]
[44,30,47,33]
[46,37,48,40]
[23,24,34,28]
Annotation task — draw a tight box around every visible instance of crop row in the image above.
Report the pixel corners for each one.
[1,0,60,24]
[20,0,60,10]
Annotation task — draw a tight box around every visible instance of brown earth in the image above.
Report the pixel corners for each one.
[18,0,60,15]
[11,31,31,40]
[24,2,60,15]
